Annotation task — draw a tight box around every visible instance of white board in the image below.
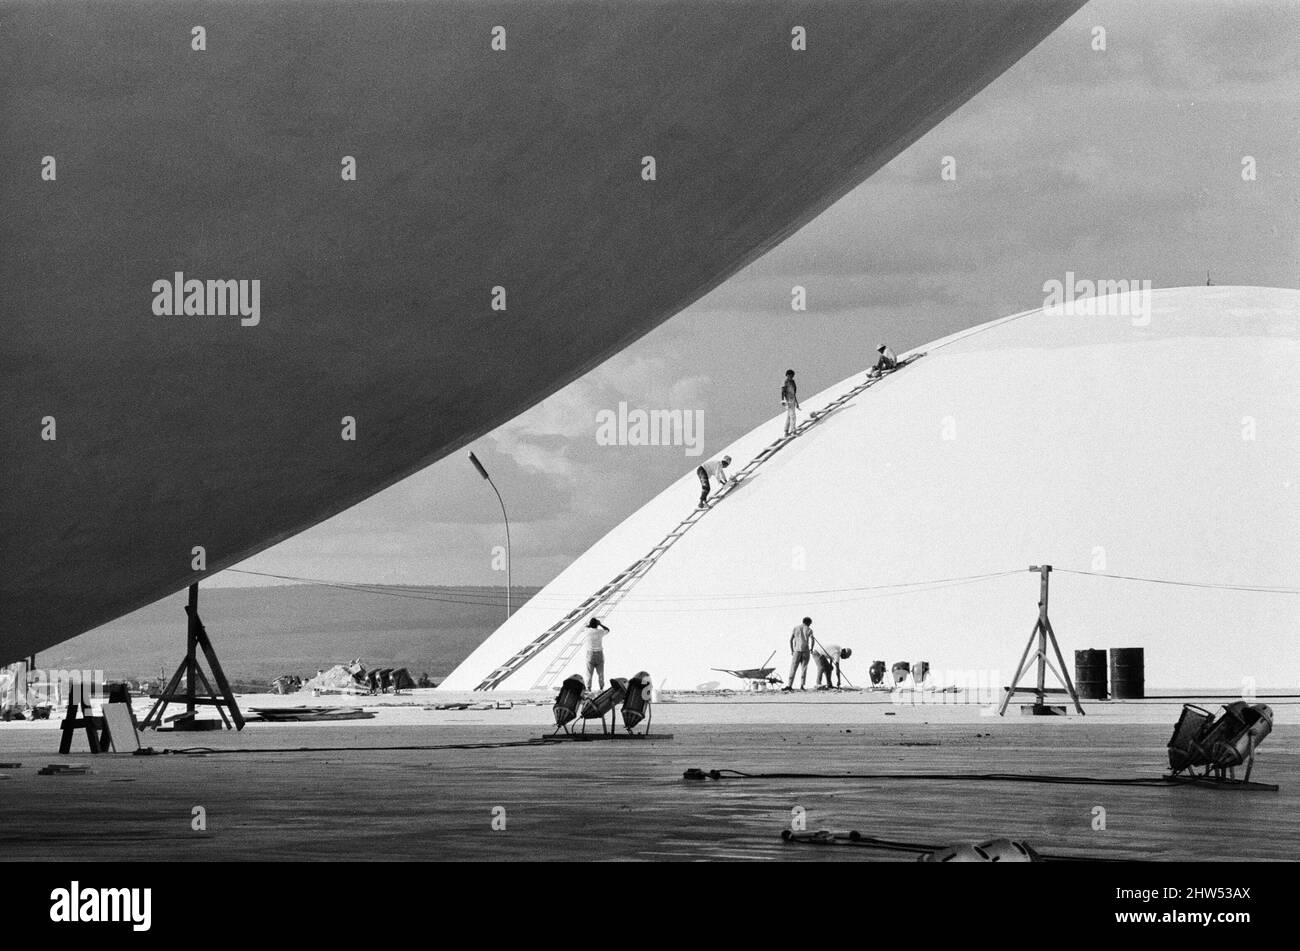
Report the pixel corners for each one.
[103,702,140,753]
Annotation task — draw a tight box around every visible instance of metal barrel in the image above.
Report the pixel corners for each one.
[1074,649,1108,700]
[1108,647,1145,699]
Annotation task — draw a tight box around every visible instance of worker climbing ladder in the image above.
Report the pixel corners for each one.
[473,354,926,691]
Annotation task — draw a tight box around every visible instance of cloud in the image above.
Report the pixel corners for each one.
[490,352,713,481]
[1007,0,1300,99]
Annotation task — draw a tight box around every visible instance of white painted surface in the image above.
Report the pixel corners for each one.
[443,287,1300,691]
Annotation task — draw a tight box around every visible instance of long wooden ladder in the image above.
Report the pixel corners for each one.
[473,354,925,690]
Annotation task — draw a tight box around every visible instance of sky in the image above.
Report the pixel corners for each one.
[212,0,1299,593]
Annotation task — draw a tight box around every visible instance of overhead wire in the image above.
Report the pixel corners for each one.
[1054,568,1299,595]
[536,569,1023,603]
[223,568,510,607]
[220,563,1299,620]
[219,567,1025,610]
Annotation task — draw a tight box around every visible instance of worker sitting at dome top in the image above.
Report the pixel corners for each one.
[868,344,898,377]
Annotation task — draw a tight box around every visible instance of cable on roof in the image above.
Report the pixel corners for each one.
[165,738,558,755]
[683,767,1247,789]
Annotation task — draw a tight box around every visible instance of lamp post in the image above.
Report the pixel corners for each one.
[468,451,511,619]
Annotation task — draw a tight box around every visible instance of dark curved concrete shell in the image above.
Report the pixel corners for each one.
[0,0,1085,661]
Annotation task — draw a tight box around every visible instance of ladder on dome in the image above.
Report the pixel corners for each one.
[472,354,926,691]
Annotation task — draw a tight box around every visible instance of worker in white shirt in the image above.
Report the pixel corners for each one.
[583,617,611,691]
[869,344,898,377]
[695,455,732,509]
[814,643,852,689]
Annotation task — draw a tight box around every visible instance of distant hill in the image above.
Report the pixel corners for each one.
[33,585,538,686]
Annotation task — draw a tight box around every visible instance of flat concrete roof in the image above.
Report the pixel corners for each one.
[3,695,1295,861]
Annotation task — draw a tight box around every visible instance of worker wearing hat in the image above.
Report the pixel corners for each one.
[696,455,732,509]
[869,343,898,377]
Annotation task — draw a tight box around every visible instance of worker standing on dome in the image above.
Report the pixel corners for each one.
[869,344,898,377]
[781,369,800,436]
[814,644,852,689]
[782,617,815,691]
[695,455,732,509]
[583,617,611,691]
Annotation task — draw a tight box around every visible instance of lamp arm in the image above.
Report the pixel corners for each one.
[486,476,511,618]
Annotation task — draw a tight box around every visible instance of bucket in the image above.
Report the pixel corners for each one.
[1202,701,1273,768]
[1167,703,1214,771]
[1108,647,1145,699]
[582,677,628,719]
[622,671,651,731]
[553,674,585,728]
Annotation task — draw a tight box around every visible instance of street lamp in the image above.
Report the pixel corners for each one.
[468,450,511,619]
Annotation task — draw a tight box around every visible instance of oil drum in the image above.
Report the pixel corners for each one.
[1074,649,1108,700]
[1108,647,1145,699]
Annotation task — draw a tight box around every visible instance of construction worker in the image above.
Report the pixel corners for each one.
[696,455,732,509]
[781,369,800,436]
[814,644,852,689]
[869,344,898,377]
[782,616,815,691]
[583,617,611,691]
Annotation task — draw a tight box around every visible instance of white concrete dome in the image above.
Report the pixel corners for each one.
[443,286,1299,692]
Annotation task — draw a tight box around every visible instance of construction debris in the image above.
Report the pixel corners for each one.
[248,706,375,722]
[269,674,303,694]
[301,660,418,696]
